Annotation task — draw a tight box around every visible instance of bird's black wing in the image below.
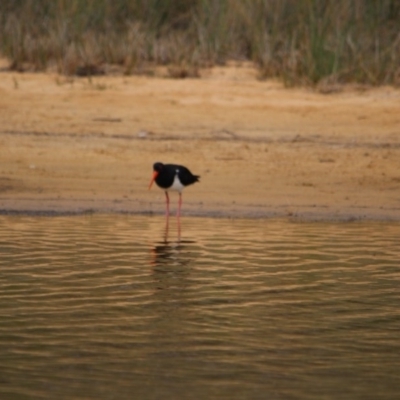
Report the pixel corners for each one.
[172,165,200,186]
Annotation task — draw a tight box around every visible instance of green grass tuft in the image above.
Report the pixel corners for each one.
[0,0,399,86]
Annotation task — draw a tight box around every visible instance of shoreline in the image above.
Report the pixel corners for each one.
[0,203,399,222]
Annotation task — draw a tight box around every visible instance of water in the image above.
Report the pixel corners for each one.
[0,215,399,400]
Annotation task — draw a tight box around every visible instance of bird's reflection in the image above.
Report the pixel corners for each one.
[149,218,198,337]
[163,216,181,243]
[150,217,196,271]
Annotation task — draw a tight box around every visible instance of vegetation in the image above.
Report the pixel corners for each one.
[0,0,399,86]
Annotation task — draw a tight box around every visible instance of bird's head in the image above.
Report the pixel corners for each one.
[148,162,164,189]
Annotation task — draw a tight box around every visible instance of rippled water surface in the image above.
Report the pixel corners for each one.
[0,215,399,399]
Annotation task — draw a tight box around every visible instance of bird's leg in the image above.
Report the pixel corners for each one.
[165,191,170,219]
[177,192,182,219]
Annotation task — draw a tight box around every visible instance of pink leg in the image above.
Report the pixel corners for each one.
[165,191,170,218]
[177,193,182,218]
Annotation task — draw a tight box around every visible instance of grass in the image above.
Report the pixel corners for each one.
[0,0,399,86]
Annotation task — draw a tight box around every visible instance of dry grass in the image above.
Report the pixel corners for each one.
[0,0,399,86]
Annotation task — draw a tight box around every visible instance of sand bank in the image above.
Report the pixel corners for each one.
[1,63,399,220]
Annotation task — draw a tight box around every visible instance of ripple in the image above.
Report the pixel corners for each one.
[0,215,399,399]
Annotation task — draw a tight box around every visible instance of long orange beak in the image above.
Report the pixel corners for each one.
[148,170,159,190]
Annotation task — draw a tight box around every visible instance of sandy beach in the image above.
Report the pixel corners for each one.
[1,62,399,220]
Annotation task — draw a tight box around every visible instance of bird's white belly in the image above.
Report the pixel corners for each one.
[167,173,184,192]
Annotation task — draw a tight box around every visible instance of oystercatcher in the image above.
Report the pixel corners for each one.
[148,162,200,217]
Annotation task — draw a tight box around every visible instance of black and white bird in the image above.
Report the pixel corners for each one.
[148,162,200,217]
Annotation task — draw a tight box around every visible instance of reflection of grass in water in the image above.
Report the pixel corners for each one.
[0,0,399,86]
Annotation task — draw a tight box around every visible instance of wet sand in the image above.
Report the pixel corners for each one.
[1,62,399,220]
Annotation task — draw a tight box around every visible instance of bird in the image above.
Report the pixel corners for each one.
[148,162,200,218]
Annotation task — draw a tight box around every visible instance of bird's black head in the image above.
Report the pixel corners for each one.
[153,162,164,172]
